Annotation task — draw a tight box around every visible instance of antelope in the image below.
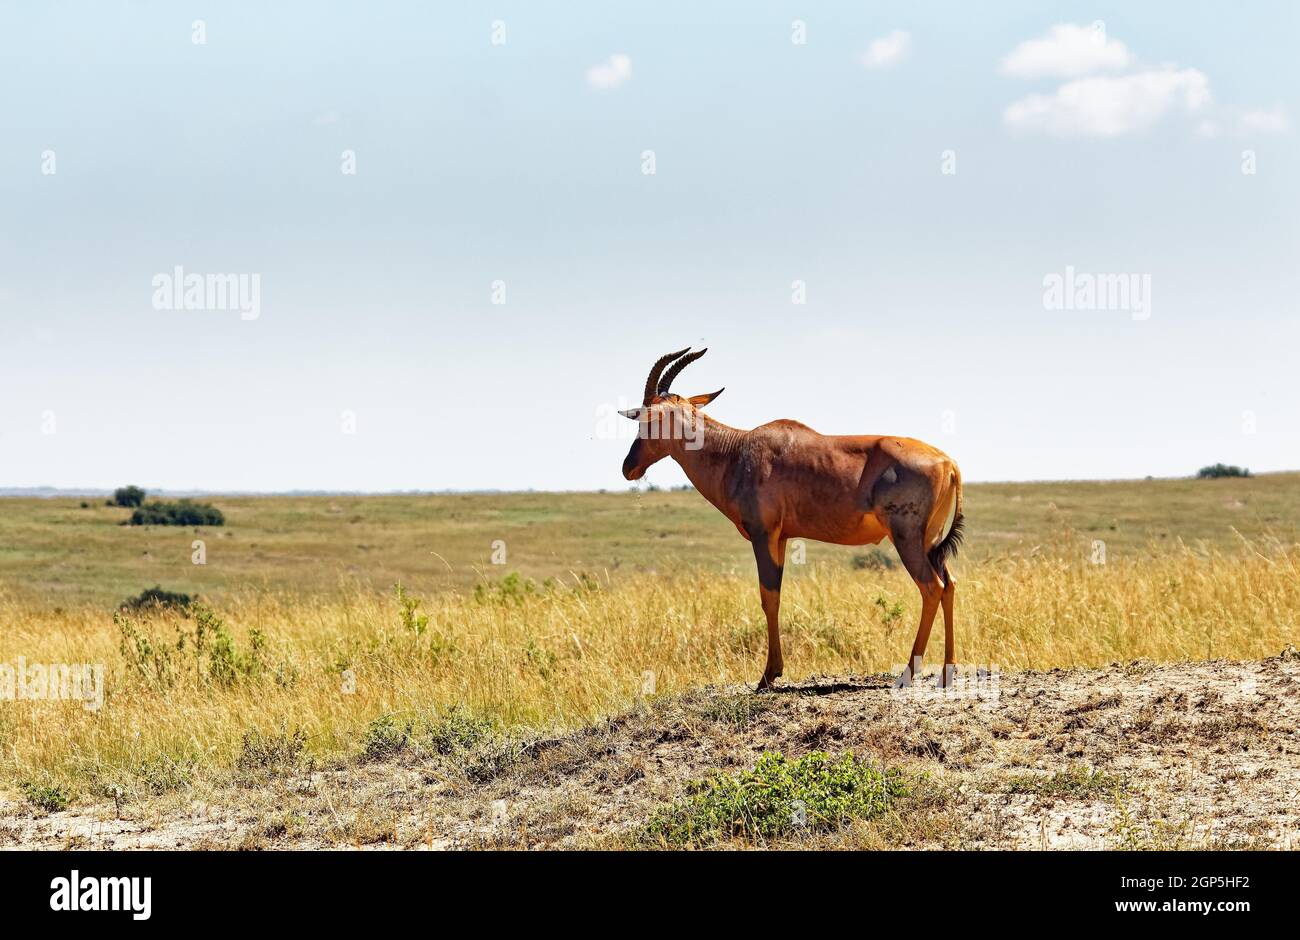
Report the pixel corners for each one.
[618,348,964,691]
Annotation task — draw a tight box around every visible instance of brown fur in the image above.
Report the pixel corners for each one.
[621,351,964,690]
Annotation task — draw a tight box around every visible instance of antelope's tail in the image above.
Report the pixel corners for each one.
[928,467,964,573]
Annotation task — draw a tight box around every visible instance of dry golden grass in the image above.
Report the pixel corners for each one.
[2,539,1296,802]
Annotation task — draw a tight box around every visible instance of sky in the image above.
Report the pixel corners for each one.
[1,1,1296,492]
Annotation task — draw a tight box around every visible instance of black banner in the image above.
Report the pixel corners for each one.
[0,850,1283,925]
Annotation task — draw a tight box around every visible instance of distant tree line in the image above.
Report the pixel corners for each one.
[1197,464,1251,479]
[107,485,225,526]
[129,500,225,526]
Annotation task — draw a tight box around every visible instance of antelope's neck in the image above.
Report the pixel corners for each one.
[670,415,745,516]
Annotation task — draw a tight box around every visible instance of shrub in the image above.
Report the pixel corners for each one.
[116,604,264,689]
[116,612,178,689]
[109,485,146,508]
[852,549,895,571]
[473,571,540,605]
[21,780,72,813]
[361,715,409,760]
[1197,464,1251,479]
[424,707,494,755]
[129,499,225,526]
[361,707,496,762]
[120,585,193,613]
[641,751,909,847]
[237,729,307,774]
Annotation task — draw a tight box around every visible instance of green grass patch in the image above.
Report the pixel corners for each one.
[1003,764,1124,798]
[640,751,909,848]
[698,693,773,729]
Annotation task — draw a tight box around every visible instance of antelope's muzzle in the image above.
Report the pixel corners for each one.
[622,439,644,480]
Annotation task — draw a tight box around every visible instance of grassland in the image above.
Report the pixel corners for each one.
[4,472,1298,607]
[0,473,1297,846]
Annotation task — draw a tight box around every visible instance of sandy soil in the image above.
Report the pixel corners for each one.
[4,652,1298,850]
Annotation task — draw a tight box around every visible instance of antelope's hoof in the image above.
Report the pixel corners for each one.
[755,676,777,693]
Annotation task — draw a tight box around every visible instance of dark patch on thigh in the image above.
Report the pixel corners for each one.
[874,465,932,521]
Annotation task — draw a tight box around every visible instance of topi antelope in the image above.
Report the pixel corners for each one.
[618,347,964,691]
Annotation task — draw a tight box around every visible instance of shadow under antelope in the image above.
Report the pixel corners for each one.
[617,347,964,691]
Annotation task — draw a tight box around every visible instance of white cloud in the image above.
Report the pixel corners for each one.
[1000,23,1134,79]
[860,30,910,69]
[1239,106,1289,134]
[586,54,631,90]
[1003,67,1210,137]
[312,111,340,126]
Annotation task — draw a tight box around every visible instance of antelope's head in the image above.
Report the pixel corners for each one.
[619,347,724,480]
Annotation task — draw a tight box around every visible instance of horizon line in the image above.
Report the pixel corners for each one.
[0,469,1289,499]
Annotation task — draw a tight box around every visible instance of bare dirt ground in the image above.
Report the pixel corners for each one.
[4,652,1298,850]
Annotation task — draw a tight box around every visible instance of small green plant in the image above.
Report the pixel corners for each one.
[1197,463,1251,479]
[116,611,178,689]
[1004,765,1124,798]
[700,693,773,729]
[462,738,524,783]
[193,604,265,686]
[394,583,428,635]
[523,638,558,678]
[873,594,905,629]
[129,499,225,526]
[473,571,539,605]
[21,780,71,813]
[641,751,909,848]
[237,728,307,774]
[117,604,265,689]
[1110,792,1192,850]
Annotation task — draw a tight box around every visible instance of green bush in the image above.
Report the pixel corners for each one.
[109,485,146,508]
[362,715,410,760]
[361,707,496,762]
[852,549,895,571]
[21,780,72,813]
[641,751,909,847]
[129,499,225,526]
[120,585,193,613]
[1197,464,1250,479]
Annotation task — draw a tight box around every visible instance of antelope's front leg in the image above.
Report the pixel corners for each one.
[749,526,786,691]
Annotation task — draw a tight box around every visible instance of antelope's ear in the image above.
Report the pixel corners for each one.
[618,407,645,420]
[687,388,724,408]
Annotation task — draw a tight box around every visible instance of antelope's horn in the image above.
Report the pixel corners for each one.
[658,347,707,396]
[643,348,690,404]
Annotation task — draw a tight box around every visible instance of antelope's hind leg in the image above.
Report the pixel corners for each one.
[876,468,944,688]
[939,564,956,688]
[888,520,943,689]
